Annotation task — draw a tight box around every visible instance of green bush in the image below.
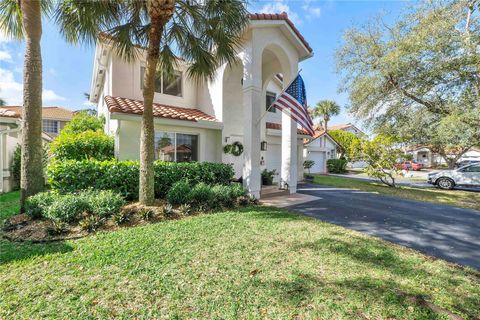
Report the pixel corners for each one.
[167,181,192,205]
[45,195,89,223]
[212,185,240,208]
[50,131,114,161]
[61,111,104,135]
[326,159,348,173]
[48,160,234,200]
[25,191,59,219]
[261,169,276,185]
[86,190,126,218]
[230,182,247,198]
[189,182,213,209]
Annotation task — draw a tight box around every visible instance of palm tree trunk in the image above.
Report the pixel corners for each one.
[139,0,175,205]
[323,115,329,147]
[20,0,44,211]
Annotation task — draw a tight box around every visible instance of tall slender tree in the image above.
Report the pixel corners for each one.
[310,100,341,132]
[0,0,52,209]
[55,0,248,205]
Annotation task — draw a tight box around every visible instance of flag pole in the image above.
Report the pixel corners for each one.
[255,69,302,126]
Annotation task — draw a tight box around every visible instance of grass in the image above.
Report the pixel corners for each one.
[1,192,479,319]
[312,175,480,211]
[0,191,20,222]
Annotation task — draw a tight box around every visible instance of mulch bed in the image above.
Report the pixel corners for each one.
[2,201,184,243]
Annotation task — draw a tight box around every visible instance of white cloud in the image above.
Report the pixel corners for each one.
[302,0,321,19]
[42,89,66,102]
[259,0,301,25]
[0,50,12,62]
[0,67,66,105]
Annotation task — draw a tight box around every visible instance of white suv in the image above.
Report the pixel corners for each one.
[428,163,480,190]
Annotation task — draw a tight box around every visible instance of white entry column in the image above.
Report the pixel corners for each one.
[241,40,262,198]
[281,68,298,194]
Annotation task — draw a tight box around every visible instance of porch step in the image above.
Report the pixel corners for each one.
[260,185,290,199]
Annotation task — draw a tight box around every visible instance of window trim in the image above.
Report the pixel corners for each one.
[154,130,199,162]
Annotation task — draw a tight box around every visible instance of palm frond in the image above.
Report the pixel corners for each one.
[0,0,53,40]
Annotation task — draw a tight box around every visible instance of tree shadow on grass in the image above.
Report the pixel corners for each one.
[291,236,480,319]
[0,239,73,265]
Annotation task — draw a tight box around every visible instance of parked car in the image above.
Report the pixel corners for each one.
[396,161,423,171]
[428,163,480,189]
[455,160,480,168]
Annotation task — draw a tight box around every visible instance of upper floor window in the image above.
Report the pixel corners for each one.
[140,67,182,97]
[266,91,277,113]
[42,120,59,134]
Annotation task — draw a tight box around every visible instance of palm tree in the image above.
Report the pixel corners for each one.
[310,100,341,132]
[0,0,52,209]
[55,0,248,205]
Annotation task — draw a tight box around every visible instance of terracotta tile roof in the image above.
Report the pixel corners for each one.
[0,106,74,120]
[105,96,218,122]
[0,108,19,118]
[249,12,313,53]
[266,122,310,135]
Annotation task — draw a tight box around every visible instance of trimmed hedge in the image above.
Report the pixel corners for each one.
[327,159,348,173]
[48,160,235,200]
[50,131,114,161]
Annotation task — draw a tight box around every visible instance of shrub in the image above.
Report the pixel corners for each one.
[261,169,276,185]
[178,204,192,216]
[211,185,236,208]
[61,111,104,135]
[162,204,174,216]
[86,190,125,218]
[25,191,59,219]
[48,160,234,200]
[326,159,348,173]
[139,208,155,221]
[112,210,131,225]
[79,215,103,233]
[230,183,247,198]
[45,195,89,223]
[167,181,191,205]
[189,182,213,209]
[50,131,114,161]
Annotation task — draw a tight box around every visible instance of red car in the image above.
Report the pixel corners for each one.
[396,161,423,171]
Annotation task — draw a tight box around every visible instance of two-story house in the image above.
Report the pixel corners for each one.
[0,106,74,193]
[89,12,313,198]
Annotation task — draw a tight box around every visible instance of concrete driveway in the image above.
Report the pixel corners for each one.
[290,183,480,270]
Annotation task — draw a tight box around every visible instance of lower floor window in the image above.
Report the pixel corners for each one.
[155,131,198,162]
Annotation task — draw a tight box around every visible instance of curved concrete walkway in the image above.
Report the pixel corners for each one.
[290,183,480,270]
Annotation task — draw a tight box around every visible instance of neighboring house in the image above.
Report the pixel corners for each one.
[407,146,480,167]
[89,12,313,198]
[326,123,364,136]
[0,106,74,193]
[303,123,364,173]
[303,130,342,174]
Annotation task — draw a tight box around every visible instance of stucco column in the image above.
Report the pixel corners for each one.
[242,87,262,198]
[281,110,297,193]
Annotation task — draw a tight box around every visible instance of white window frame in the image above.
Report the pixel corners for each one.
[155,130,199,162]
[140,66,183,97]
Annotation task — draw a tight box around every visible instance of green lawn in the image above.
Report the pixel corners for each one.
[1,192,479,319]
[312,175,480,211]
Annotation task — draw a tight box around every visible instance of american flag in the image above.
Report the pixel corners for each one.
[271,75,315,136]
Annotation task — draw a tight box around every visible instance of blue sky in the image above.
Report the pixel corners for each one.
[0,0,409,126]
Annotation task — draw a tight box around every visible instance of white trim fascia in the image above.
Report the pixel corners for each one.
[249,20,313,61]
[305,132,341,148]
[110,112,224,130]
